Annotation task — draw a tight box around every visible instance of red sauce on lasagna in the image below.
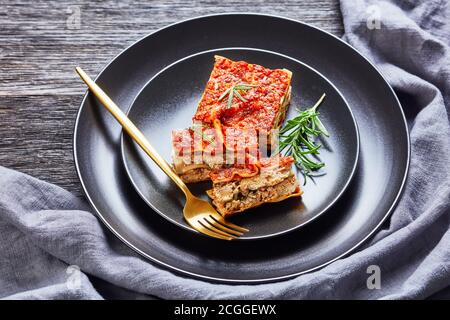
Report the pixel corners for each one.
[193,56,291,132]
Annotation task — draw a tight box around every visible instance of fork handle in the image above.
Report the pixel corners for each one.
[76,67,191,197]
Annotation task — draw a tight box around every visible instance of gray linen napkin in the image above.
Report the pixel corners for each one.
[1,0,449,299]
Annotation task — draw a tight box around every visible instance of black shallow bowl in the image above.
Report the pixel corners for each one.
[74,13,409,283]
[121,48,359,239]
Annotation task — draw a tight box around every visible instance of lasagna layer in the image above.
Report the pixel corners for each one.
[206,156,302,217]
[172,126,261,183]
[178,167,211,183]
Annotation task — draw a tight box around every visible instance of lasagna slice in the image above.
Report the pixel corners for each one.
[206,156,302,217]
[193,55,292,144]
[172,56,293,184]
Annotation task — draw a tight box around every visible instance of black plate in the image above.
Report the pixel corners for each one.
[121,48,359,239]
[74,13,409,283]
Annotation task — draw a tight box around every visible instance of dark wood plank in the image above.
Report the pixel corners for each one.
[0,0,343,196]
[0,95,82,194]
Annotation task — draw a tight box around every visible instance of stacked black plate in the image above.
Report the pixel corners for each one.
[74,14,409,283]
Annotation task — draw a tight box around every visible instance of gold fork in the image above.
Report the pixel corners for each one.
[76,67,249,240]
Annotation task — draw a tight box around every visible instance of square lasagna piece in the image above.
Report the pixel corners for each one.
[206,156,302,217]
[193,55,292,138]
[171,56,294,184]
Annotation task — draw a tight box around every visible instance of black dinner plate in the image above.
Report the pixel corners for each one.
[74,13,409,283]
[121,48,360,239]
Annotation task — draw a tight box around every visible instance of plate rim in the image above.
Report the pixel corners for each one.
[73,12,410,283]
[119,47,361,240]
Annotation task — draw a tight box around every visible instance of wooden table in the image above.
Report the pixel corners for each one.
[0,0,343,197]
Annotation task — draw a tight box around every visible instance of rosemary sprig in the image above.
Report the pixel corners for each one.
[275,93,328,183]
[218,83,257,109]
[191,123,215,144]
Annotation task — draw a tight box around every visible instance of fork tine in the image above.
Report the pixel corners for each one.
[206,216,244,236]
[200,218,238,238]
[211,213,249,233]
[202,217,241,237]
[187,219,234,240]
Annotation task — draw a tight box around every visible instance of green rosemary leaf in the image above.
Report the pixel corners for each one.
[233,89,247,103]
[218,87,232,101]
[227,89,234,109]
[234,84,257,90]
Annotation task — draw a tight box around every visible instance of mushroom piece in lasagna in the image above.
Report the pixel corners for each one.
[206,156,302,217]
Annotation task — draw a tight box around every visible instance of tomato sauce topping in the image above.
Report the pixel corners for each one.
[193,56,291,131]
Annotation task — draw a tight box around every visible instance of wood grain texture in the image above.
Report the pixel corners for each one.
[0,0,343,196]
